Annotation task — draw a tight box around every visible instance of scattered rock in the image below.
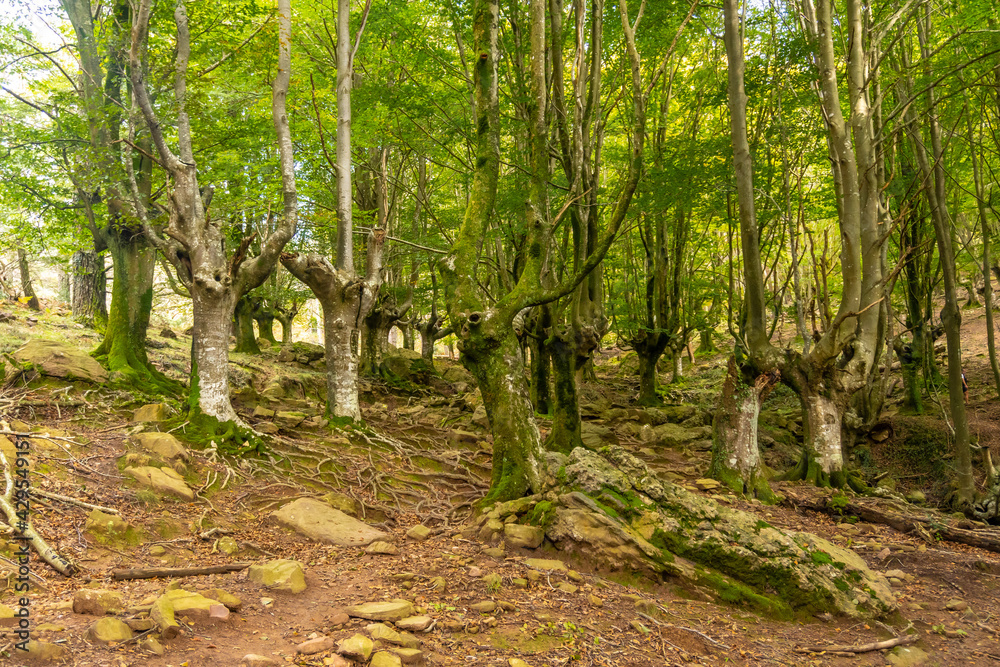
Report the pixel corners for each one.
[887,646,930,666]
[20,640,70,662]
[556,582,578,594]
[472,404,490,429]
[270,497,389,546]
[344,600,415,622]
[241,654,282,667]
[589,594,604,607]
[150,593,182,639]
[140,637,165,655]
[201,588,242,611]
[396,616,433,632]
[371,651,403,667]
[331,612,351,626]
[72,588,124,615]
[390,647,425,664]
[216,536,240,556]
[87,617,133,642]
[406,525,431,541]
[470,601,496,613]
[906,491,926,504]
[324,491,361,516]
[297,635,335,654]
[133,403,172,422]
[275,410,307,428]
[509,660,532,667]
[248,559,307,594]
[130,432,188,462]
[160,327,178,339]
[367,622,404,643]
[524,558,567,572]
[945,599,968,612]
[85,509,138,544]
[365,540,400,555]
[161,589,227,623]
[337,633,374,661]
[253,405,277,419]
[694,478,722,491]
[125,465,195,501]
[503,524,543,549]
[482,547,505,558]
[13,339,108,384]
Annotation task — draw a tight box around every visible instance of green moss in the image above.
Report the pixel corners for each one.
[695,569,792,620]
[810,550,834,565]
[754,520,772,532]
[525,501,555,528]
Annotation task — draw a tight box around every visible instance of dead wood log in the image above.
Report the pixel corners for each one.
[112,563,251,580]
[0,448,78,576]
[782,486,1000,554]
[795,633,918,654]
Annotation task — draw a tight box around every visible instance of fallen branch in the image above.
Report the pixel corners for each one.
[112,563,251,581]
[32,489,120,514]
[795,633,918,654]
[0,448,79,576]
[783,486,1000,554]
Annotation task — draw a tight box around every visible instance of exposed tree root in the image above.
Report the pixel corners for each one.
[783,485,1000,554]
[795,633,917,654]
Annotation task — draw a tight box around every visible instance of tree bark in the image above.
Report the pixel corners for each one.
[547,328,583,453]
[92,234,163,384]
[233,297,261,354]
[710,357,779,500]
[71,250,106,326]
[17,248,41,311]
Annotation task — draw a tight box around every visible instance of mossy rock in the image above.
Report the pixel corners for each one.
[489,446,896,620]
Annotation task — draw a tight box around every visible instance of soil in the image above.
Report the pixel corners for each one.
[1,301,999,667]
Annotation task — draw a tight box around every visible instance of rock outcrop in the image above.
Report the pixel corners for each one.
[469,445,896,619]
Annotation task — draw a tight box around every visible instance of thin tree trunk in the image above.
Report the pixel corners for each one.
[71,250,105,326]
[233,297,261,354]
[548,329,583,453]
[18,248,41,311]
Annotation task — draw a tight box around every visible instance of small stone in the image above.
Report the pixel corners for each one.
[371,651,403,667]
[201,587,243,611]
[149,545,167,556]
[140,637,166,655]
[428,576,447,592]
[253,405,277,418]
[945,599,968,612]
[133,403,171,422]
[499,601,516,612]
[694,478,721,491]
[124,465,195,501]
[261,597,274,607]
[556,582,578,594]
[482,547,505,558]
[588,594,604,607]
[524,558,566,572]
[338,633,374,661]
[344,600,415,622]
[395,615,433,632]
[217,535,240,555]
[442,620,464,632]
[884,569,907,580]
[483,573,502,590]
[503,524,544,549]
[468,566,483,577]
[87,617,134,642]
[406,525,431,541]
[242,654,282,667]
[366,622,403,644]
[509,660,531,667]
[470,600,497,613]
[567,570,583,582]
[525,570,542,582]
[389,647,424,664]
[248,559,307,594]
[906,490,927,504]
[512,578,528,588]
[331,612,351,626]
[630,620,650,634]
[127,618,155,631]
[73,588,124,615]
[324,657,352,667]
[298,636,336,655]
[886,646,930,667]
[22,640,70,662]
[397,631,422,649]
[365,541,400,555]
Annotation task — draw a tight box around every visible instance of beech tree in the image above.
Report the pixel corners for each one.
[128,0,297,423]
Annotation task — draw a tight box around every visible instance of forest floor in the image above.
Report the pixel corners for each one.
[1,302,1000,667]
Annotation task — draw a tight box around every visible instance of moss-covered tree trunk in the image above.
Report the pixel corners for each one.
[710,356,778,500]
[361,310,392,376]
[17,248,41,311]
[254,301,278,345]
[92,234,166,385]
[634,332,668,406]
[461,317,544,503]
[527,308,551,414]
[233,297,261,354]
[785,384,847,488]
[547,329,583,453]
